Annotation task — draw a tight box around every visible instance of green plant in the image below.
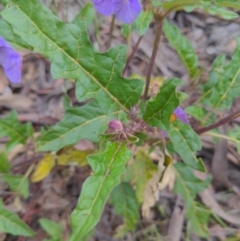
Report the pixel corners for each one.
[0,0,240,240]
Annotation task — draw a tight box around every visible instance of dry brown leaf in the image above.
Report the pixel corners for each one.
[158,153,175,191]
[142,152,175,219]
[211,127,229,189]
[7,144,25,161]
[199,187,240,226]
[0,87,32,110]
[209,225,240,240]
[141,171,160,219]
[167,196,185,241]
[195,170,240,225]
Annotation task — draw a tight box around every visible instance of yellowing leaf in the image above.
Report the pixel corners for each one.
[31,154,55,183]
[158,154,175,190]
[56,147,90,166]
[142,151,165,219]
[142,152,175,219]
[132,149,157,202]
[149,76,165,96]
[31,147,90,183]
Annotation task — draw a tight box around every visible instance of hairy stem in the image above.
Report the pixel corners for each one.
[195,109,240,134]
[123,35,143,75]
[143,14,163,100]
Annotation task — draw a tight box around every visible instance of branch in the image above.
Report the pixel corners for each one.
[123,35,143,75]
[143,14,163,100]
[195,109,240,135]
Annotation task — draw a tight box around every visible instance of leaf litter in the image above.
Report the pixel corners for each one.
[1,1,240,240]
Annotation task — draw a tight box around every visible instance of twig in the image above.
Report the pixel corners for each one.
[123,35,143,75]
[143,14,163,100]
[168,195,185,241]
[106,15,115,50]
[195,109,240,134]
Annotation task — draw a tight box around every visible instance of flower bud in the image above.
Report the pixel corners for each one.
[108,119,123,132]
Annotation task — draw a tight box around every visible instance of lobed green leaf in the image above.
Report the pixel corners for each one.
[201,39,240,110]
[0,152,11,173]
[163,20,198,78]
[227,128,240,153]
[1,0,144,114]
[185,106,205,121]
[1,174,29,199]
[0,112,33,151]
[39,218,62,239]
[121,24,133,38]
[0,19,32,50]
[161,0,240,11]
[135,10,153,36]
[200,54,225,105]
[183,4,239,19]
[161,0,201,11]
[0,208,35,236]
[201,5,239,19]
[143,78,181,131]
[38,100,124,151]
[71,2,95,28]
[109,182,140,237]
[215,0,240,10]
[70,142,131,241]
[168,120,204,171]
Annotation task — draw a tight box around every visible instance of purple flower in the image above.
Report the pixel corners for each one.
[170,107,189,124]
[162,107,189,137]
[0,36,22,83]
[92,0,141,23]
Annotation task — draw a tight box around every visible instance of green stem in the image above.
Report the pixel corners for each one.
[204,132,240,146]
[143,14,164,100]
[17,163,35,194]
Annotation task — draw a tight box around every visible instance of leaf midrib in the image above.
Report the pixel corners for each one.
[172,124,199,163]
[0,122,25,142]
[40,109,122,149]
[8,0,128,112]
[145,90,175,122]
[213,66,240,109]
[0,209,33,235]
[73,144,123,240]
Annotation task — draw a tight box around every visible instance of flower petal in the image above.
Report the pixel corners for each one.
[114,0,141,23]
[162,107,189,138]
[0,36,22,84]
[92,0,115,16]
[173,107,189,124]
